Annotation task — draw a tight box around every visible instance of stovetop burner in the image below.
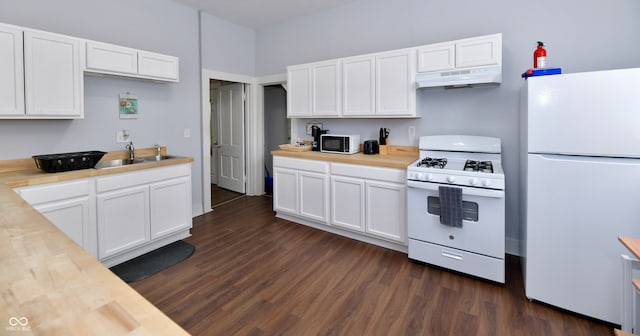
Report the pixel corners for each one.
[418,157,447,169]
[464,160,494,173]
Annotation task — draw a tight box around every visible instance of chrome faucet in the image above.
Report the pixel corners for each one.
[126,141,135,160]
[154,143,162,159]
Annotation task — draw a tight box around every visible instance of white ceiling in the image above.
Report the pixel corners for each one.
[172,0,359,29]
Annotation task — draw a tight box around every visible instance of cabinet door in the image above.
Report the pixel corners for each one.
[417,42,455,73]
[0,24,25,116]
[299,171,329,223]
[331,176,365,232]
[97,185,150,259]
[34,197,91,253]
[150,176,192,239]
[375,49,416,116]
[455,34,501,69]
[273,167,298,214]
[287,65,312,117]
[24,30,83,118]
[138,50,179,81]
[86,41,138,75]
[365,181,406,243]
[312,60,341,117]
[342,55,375,116]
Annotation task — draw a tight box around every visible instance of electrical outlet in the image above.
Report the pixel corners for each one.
[183,128,191,138]
[116,129,130,143]
[306,122,323,135]
[408,126,416,144]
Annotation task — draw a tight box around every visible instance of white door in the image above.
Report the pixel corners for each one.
[210,91,218,184]
[217,82,246,193]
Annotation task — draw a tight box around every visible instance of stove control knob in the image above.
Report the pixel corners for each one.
[408,172,416,180]
[447,176,455,183]
[419,173,429,181]
[482,179,492,187]
[469,178,478,185]
[426,173,434,181]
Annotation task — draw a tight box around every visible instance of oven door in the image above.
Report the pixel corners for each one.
[407,180,505,258]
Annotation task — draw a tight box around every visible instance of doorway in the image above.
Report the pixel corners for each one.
[210,79,246,208]
[263,84,289,196]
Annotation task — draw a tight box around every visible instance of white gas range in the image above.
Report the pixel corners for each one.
[406,135,505,283]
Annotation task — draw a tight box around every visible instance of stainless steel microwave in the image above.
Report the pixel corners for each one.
[320,134,361,154]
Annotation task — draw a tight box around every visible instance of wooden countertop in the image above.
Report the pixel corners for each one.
[0,148,192,335]
[272,145,419,169]
[619,236,640,260]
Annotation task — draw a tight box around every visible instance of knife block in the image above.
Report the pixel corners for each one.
[379,137,390,155]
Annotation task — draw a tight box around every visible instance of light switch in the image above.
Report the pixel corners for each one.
[183,128,191,138]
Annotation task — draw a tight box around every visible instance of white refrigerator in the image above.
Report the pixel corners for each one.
[520,67,640,324]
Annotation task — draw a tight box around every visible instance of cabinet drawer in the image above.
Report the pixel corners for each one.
[96,164,190,193]
[408,239,504,283]
[331,163,405,183]
[18,179,90,205]
[273,157,328,174]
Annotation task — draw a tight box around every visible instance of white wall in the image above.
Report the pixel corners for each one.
[200,12,256,76]
[254,0,640,250]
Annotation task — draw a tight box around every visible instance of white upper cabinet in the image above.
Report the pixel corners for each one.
[287,59,341,117]
[1,23,84,119]
[418,33,502,73]
[455,34,501,69]
[287,64,312,117]
[24,30,84,118]
[86,41,138,74]
[137,50,179,81]
[417,41,455,73]
[0,24,25,116]
[86,41,179,82]
[342,55,375,116]
[375,48,416,117]
[289,47,417,118]
[312,60,342,117]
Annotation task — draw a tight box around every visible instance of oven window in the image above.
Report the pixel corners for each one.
[427,196,479,222]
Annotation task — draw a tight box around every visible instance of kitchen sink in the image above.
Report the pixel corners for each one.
[95,158,145,169]
[139,155,177,162]
[95,155,181,169]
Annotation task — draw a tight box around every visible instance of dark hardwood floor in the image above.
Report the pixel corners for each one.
[211,184,244,208]
[129,196,614,336]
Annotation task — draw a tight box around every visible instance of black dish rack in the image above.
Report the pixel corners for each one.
[33,151,107,173]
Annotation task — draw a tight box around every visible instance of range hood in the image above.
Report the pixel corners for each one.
[416,65,502,88]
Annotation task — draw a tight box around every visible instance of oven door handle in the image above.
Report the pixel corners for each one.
[407,180,504,198]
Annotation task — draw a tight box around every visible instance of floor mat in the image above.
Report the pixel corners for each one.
[110,240,195,283]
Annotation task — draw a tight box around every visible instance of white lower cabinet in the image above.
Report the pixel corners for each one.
[96,164,192,266]
[331,176,365,232]
[150,176,192,239]
[365,180,406,242]
[273,156,407,250]
[97,185,150,259]
[331,163,407,244]
[16,163,192,266]
[15,179,97,257]
[273,157,329,224]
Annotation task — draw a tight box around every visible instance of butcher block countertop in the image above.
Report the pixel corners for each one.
[0,148,191,335]
[272,145,419,169]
